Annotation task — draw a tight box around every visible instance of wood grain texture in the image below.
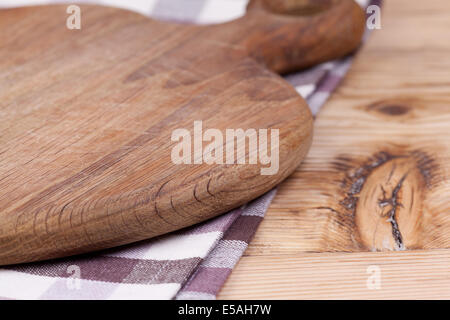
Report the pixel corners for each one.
[219,0,450,299]
[219,249,450,299]
[0,0,365,265]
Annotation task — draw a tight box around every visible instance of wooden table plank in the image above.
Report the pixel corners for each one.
[219,0,450,299]
[219,249,450,299]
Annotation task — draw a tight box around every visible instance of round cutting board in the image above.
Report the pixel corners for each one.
[0,0,365,265]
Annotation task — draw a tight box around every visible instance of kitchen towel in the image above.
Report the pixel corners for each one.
[0,0,378,300]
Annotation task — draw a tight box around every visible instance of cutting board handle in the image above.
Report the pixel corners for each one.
[230,0,366,73]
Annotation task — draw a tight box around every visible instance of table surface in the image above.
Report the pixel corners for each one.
[218,0,450,299]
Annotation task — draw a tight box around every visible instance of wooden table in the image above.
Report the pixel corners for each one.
[218,0,450,299]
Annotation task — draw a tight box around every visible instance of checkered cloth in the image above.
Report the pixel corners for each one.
[0,0,377,300]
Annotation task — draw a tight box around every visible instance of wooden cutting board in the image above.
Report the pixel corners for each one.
[0,0,365,265]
